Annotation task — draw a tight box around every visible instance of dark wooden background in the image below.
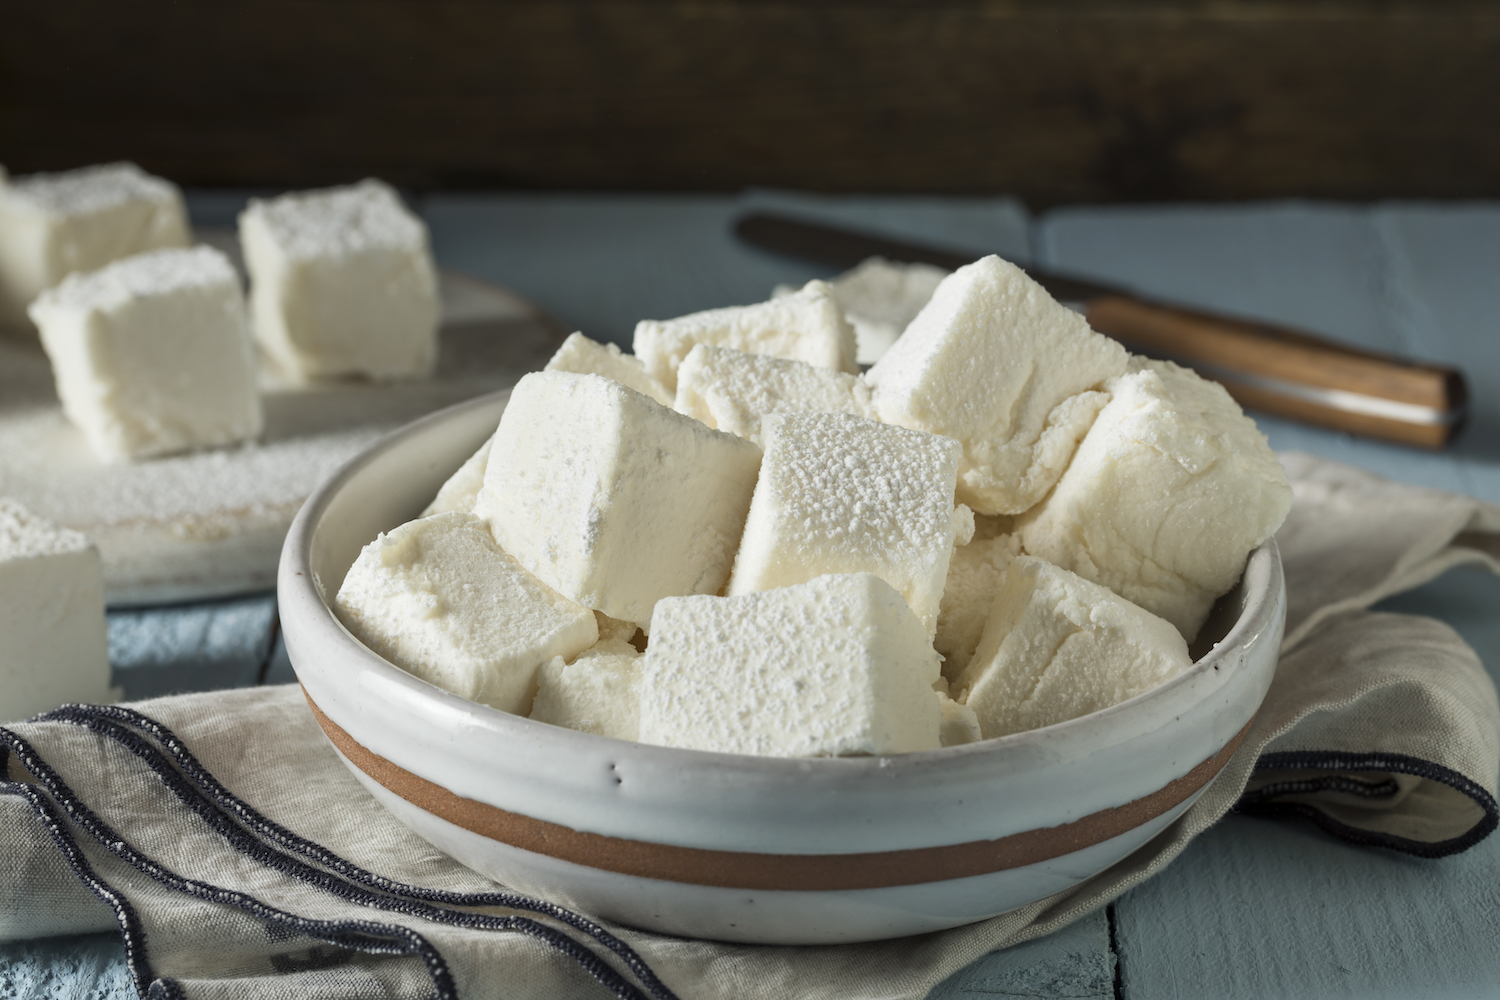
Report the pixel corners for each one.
[3,1,1499,204]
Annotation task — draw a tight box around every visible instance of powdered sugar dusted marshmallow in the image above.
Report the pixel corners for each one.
[673,344,873,447]
[726,411,962,638]
[955,555,1193,739]
[936,689,982,747]
[639,574,941,757]
[866,255,1128,516]
[530,638,643,740]
[1016,359,1292,641]
[546,332,672,405]
[240,180,439,383]
[29,246,262,462]
[0,163,190,329]
[935,533,1021,682]
[777,256,949,365]
[633,280,857,393]
[0,499,113,722]
[421,430,496,517]
[475,371,763,629]
[336,511,597,714]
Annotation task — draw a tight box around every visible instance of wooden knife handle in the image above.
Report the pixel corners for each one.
[1084,295,1469,449]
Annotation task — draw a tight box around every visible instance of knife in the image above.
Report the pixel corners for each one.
[734,212,1468,449]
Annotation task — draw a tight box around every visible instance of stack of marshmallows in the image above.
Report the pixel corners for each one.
[0,163,439,723]
[3,163,439,464]
[337,257,1294,757]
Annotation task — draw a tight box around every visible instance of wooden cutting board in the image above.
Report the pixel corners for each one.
[0,264,564,607]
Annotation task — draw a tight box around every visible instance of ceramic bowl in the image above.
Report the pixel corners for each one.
[280,388,1286,945]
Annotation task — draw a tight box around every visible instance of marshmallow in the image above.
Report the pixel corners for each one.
[726,411,963,638]
[593,610,641,645]
[545,332,672,405]
[639,573,941,757]
[28,246,262,462]
[777,257,948,365]
[475,371,763,629]
[1016,359,1293,640]
[956,556,1193,739]
[672,344,874,447]
[935,534,1021,682]
[421,430,496,517]
[0,163,190,330]
[936,689,982,747]
[633,280,857,393]
[529,638,643,740]
[0,500,113,722]
[866,255,1128,515]
[335,511,598,714]
[240,180,439,383]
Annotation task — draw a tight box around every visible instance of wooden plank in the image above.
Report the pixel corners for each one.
[108,594,278,701]
[1042,203,1500,999]
[5,4,1500,202]
[928,910,1114,999]
[1370,205,1500,504]
[1037,203,1496,501]
[420,190,1030,347]
[0,933,129,997]
[1115,569,1500,999]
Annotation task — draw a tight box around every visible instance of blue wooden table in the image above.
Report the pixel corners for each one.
[4,191,1498,1000]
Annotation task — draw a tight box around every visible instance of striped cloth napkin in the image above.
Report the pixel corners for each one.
[2,452,1496,999]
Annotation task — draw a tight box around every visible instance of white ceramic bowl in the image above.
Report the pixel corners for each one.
[280,388,1286,945]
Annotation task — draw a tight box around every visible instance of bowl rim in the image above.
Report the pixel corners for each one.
[282,387,1285,777]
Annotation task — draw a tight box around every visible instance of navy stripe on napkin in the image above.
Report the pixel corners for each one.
[1238,750,1500,859]
[1,704,680,1000]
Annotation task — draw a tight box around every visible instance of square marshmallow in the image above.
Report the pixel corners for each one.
[529,638,644,741]
[673,343,874,447]
[0,499,113,722]
[935,533,1020,682]
[0,163,190,330]
[421,429,497,517]
[336,511,598,714]
[639,573,941,757]
[955,555,1193,739]
[775,257,949,365]
[475,371,763,629]
[633,280,857,393]
[726,410,963,638]
[866,255,1128,516]
[545,332,673,405]
[1016,359,1293,641]
[28,246,263,462]
[240,179,439,383]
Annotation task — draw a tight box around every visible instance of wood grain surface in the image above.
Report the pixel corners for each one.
[4,191,1499,998]
[4,3,1500,202]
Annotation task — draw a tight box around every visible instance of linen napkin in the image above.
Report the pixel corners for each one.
[2,452,1497,1000]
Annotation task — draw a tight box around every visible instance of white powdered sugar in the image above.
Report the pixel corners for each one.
[241,179,428,260]
[0,162,181,217]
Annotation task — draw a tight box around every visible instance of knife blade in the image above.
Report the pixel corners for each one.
[734,212,1468,449]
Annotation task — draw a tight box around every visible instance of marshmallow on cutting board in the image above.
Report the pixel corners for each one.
[240,179,439,383]
[0,499,114,723]
[28,246,263,463]
[0,162,190,330]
